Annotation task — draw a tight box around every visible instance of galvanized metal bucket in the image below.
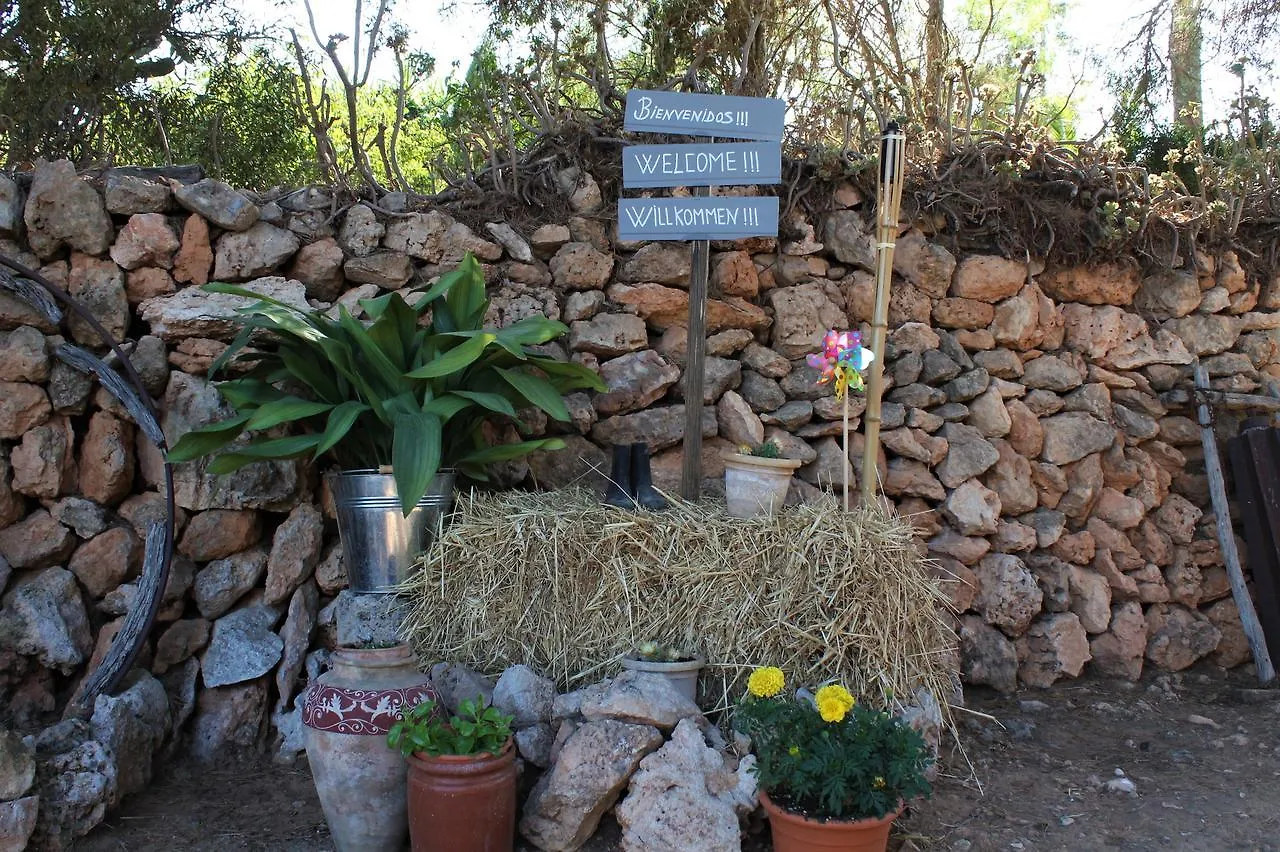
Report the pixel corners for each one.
[328,469,456,594]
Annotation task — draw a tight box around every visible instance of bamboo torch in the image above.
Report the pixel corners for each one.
[860,122,906,506]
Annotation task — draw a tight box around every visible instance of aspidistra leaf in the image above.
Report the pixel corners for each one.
[245,397,334,431]
[365,293,417,370]
[279,347,344,403]
[495,367,570,421]
[405,333,495,379]
[391,411,443,516]
[497,316,570,347]
[422,394,473,421]
[455,437,565,467]
[209,325,254,378]
[217,378,287,409]
[445,254,488,329]
[166,414,252,463]
[315,401,369,457]
[338,306,408,396]
[450,390,517,417]
[527,357,609,392]
[206,434,324,473]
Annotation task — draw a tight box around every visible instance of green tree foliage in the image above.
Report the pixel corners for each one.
[486,0,811,102]
[0,0,247,164]
[349,79,453,193]
[1106,1,1277,212]
[478,0,1076,155]
[102,50,318,190]
[1107,0,1278,139]
[950,0,1075,134]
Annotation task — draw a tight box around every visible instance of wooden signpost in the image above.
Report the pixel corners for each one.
[624,90,786,141]
[622,88,784,500]
[622,142,783,188]
[618,197,780,241]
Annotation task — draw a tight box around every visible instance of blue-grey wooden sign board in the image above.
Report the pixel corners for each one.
[618,197,779,241]
[622,142,782,188]
[624,90,786,141]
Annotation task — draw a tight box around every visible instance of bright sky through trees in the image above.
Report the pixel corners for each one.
[1057,0,1256,134]
[236,0,1266,137]
[242,0,491,80]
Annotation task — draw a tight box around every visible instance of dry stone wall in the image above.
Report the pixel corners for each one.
[0,159,1278,840]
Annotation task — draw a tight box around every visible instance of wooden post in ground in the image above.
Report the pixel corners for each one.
[681,183,711,501]
[1194,361,1276,684]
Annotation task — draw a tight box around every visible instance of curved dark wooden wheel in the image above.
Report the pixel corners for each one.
[0,253,176,716]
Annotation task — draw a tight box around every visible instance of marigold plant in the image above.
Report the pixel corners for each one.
[747,666,786,698]
[814,683,856,722]
[735,667,932,822]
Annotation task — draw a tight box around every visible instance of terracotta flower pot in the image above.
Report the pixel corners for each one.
[760,790,902,852]
[406,739,518,852]
[723,453,802,518]
[302,644,436,852]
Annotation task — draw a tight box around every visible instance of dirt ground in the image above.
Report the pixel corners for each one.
[77,666,1280,852]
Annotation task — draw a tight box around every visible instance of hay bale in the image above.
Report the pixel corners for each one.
[402,488,957,713]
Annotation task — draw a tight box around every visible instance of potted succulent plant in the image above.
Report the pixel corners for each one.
[167,253,605,592]
[734,666,932,852]
[619,640,705,704]
[388,697,517,852]
[722,440,803,519]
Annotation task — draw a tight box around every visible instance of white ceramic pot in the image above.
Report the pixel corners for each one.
[722,453,803,518]
[619,655,706,705]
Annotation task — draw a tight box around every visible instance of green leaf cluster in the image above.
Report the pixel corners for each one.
[735,690,932,822]
[387,698,513,758]
[104,48,320,190]
[166,252,605,514]
[0,0,254,166]
[746,440,782,459]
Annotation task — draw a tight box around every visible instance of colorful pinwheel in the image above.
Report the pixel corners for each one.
[806,329,876,399]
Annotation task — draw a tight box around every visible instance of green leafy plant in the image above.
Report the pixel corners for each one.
[632,640,696,663]
[387,698,513,758]
[734,667,932,822]
[740,440,783,459]
[166,253,606,514]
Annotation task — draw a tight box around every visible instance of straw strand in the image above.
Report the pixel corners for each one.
[401,488,958,725]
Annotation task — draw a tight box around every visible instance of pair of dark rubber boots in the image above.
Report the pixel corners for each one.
[603,443,668,510]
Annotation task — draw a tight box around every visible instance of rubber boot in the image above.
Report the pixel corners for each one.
[603,444,636,508]
[630,442,668,510]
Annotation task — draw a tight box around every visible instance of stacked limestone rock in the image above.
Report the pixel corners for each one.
[885,252,1277,692]
[0,158,1278,840]
[434,663,757,852]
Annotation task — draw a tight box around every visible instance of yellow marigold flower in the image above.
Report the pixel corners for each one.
[817,695,847,723]
[819,695,849,721]
[815,684,856,713]
[747,666,785,698]
[873,776,886,789]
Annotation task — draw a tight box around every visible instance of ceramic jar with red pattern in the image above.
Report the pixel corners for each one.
[303,643,435,852]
